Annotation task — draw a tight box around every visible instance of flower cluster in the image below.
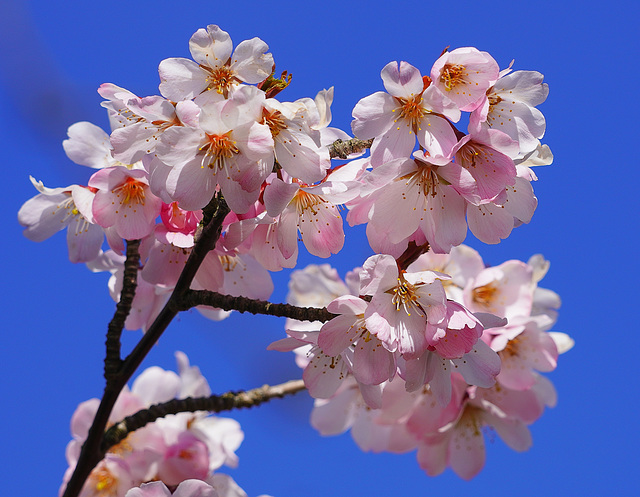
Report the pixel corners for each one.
[275,246,572,479]
[348,51,551,254]
[18,29,550,327]
[61,352,265,497]
[17,22,568,494]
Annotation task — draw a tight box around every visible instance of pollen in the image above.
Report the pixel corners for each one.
[263,108,287,138]
[112,177,146,205]
[472,282,498,308]
[502,335,523,357]
[396,94,426,132]
[205,64,236,95]
[90,465,118,495]
[456,142,490,170]
[202,131,239,170]
[293,189,324,216]
[440,64,469,91]
[390,274,424,317]
[219,254,239,272]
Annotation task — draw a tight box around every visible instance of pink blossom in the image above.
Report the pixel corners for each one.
[261,97,330,183]
[462,259,534,320]
[430,47,499,112]
[318,295,396,386]
[360,254,448,355]
[158,25,273,101]
[357,153,468,254]
[157,432,210,486]
[18,177,103,263]
[90,166,162,241]
[351,61,459,165]
[261,171,358,260]
[416,397,532,480]
[451,129,517,204]
[488,316,559,390]
[155,86,273,213]
[99,85,201,164]
[470,70,549,156]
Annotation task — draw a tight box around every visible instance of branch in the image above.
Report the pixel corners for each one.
[62,193,230,497]
[104,239,140,380]
[328,137,374,159]
[177,289,336,322]
[102,379,306,453]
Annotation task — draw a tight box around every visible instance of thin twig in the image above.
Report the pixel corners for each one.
[102,380,306,452]
[177,289,336,322]
[328,137,374,159]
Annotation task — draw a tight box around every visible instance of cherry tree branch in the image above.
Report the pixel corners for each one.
[177,289,336,322]
[102,379,306,453]
[104,239,140,380]
[328,137,373,159]
[61,193,230,497]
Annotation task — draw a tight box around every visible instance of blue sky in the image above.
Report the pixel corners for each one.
[2,0,639,495]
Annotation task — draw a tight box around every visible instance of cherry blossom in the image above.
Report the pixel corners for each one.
[17,26,569,491]
[18,177,103,263]
[352,61,459,165]
[158,25,273,101]
[470,70,549,156]
[155,85,273,213]
[360,254,448,355]
[90,166,163,241]
[430,47,499,112]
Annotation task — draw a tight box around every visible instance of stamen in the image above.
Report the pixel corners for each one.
[263,108,287,138]
[441,64,468,91]
[293,190,324,216]
[201,132,239,171]
[502,336,523,357]
[91,465,118,494]
[390,275,425,317]
[472,282,498,307]
[204,65,236,96]
[396,94,426,132]
[219,254,240,272]
[112,177,146,205]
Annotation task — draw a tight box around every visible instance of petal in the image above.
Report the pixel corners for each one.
[158,58,208,101]
[189,25,233,67]
[380,60,425,97]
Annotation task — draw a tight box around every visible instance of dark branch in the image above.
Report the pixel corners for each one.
[177,289,336,322]
[104,239,140,380]
[62,193,230,497]
[102,380,306,453]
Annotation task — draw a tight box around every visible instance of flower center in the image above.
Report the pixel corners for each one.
[202,131,239,170]
[263,108,287,138]
[390,275,424,317]
[292,189,324,216]
[205,65,236,95]
[91,465,118,495]
[488,93,502,107]
[112,177,146,205]
[403,163,440,198]
[501,336,523,357]
[395,94,426,133]
[455,142,494,171]
[219,254,239,271]
[440,64,468,91]
[457,404,483,437]
[472,282,498,307]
